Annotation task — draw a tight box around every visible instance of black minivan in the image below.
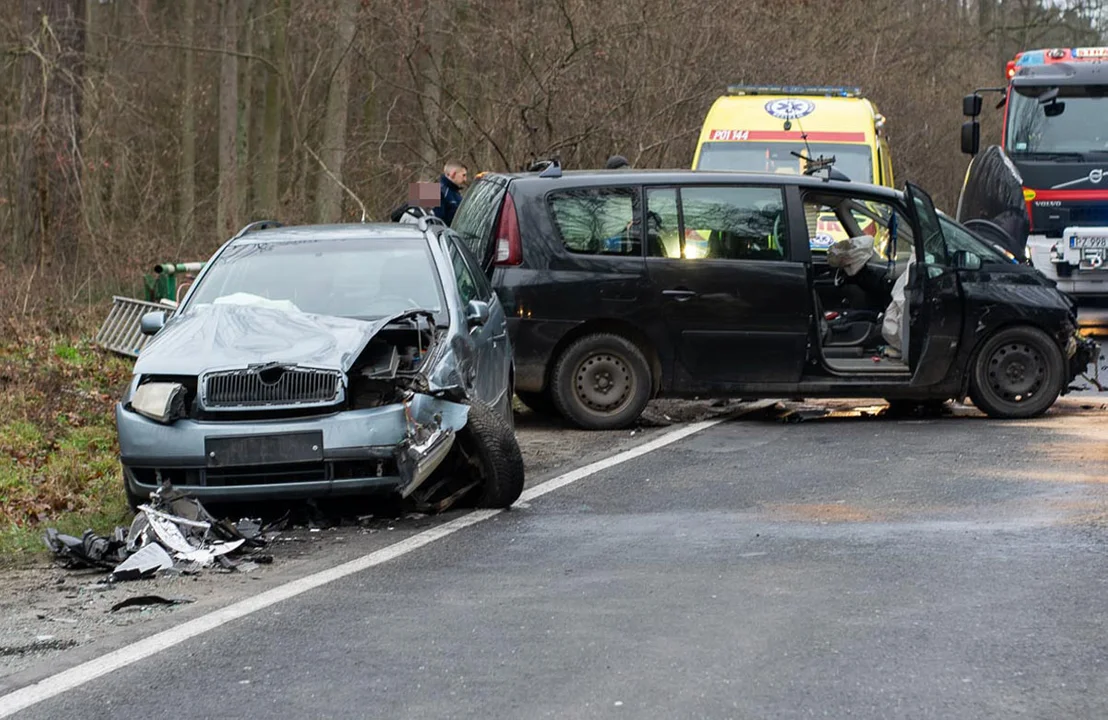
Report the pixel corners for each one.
[453,169,1097,430]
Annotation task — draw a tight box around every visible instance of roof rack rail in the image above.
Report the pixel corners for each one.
[726,85,862,98]
[232,220,284,239]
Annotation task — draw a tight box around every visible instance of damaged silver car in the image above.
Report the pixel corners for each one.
[117,219,523,511]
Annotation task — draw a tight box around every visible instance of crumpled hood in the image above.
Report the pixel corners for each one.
[134,304,390,376]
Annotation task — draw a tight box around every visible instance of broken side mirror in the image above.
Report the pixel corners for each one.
[962,93,982,118]
[952,249,982,271]
[960,120,980,155]
[465,300,490,329]
[140,310,167,336]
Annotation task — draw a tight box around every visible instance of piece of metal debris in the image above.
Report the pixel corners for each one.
[111,543,174,582]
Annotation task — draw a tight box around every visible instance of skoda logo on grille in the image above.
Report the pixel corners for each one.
[255,364,288,386]
[1053,168,1108,189]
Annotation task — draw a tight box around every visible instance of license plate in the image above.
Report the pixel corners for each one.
[205,431,323,467]
[1070,236,1108,249]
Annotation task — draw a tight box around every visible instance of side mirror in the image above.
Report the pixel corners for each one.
[140,310,166,336]
[962,93,982,118]
[465,300,490,328]
[952,249,983,271]
[960,120,980,155]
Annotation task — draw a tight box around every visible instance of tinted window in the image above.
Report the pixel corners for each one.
[452,178,506,258]
[187,238,444,321]
[548,187,640,256]
[910,187,948,265]
[675,186,787,261]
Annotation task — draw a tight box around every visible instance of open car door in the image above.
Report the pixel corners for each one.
[905,183,963,386]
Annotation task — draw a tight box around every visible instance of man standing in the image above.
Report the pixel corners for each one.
[435,160,468,226]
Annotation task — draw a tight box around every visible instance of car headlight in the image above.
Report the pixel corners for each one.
[130,382,187,424]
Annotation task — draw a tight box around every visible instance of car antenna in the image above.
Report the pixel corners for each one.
[790,113,837,181]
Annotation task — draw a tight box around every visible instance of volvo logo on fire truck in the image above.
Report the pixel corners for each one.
[1052,168,1107,189]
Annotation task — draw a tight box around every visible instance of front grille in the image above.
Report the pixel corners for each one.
[202,366,341,408]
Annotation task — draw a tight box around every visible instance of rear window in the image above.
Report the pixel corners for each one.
[452,178,506,258]
[547,187,640,256]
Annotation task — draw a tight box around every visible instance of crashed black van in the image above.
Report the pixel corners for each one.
[453,168,1098,430]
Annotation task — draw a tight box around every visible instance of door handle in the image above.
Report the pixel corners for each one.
[662,288,698,301]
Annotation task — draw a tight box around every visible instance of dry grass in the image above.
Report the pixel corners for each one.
[0,312,134,560]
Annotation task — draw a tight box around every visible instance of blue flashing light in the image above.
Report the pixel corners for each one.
[726,85,861,98]
[1017,50,1046,66]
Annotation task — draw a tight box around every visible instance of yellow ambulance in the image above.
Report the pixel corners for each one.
[692,86,894,252]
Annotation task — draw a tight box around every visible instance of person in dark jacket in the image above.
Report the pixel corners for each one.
[435,160,468,226]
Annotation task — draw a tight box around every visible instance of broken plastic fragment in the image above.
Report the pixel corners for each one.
[111,543,174,582]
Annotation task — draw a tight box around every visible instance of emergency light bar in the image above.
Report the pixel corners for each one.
[726,85,861,98]
[1007,47,1108,78]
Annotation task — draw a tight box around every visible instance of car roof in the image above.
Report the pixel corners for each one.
[1012,61,1108,86]
[229,223,433,245]
[483,169,904,200]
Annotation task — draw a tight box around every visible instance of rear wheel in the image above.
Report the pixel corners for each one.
[969,326,1064,419]
[551,333,652,430]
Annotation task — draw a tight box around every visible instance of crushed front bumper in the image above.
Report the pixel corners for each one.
[1066,331,1100,388]
[118,394,469,502]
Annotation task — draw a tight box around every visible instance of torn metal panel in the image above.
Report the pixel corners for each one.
[111,544,173,581]
[396,425,456,498]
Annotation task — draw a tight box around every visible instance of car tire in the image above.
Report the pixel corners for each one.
[516,389,556,417]
[969,325,1064,419]
[550,333,652,430]
[458,401,525,509]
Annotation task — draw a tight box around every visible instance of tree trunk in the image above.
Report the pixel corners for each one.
[416,0,443,174]
[236,0,254,223]
[256,0,288,220]
[216,0,240,239]
[313,0,358,224]
[80,0,107,243]
[178,0,197,244]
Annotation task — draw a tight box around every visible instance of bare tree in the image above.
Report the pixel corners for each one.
[313,0,359,223]
[216,0,240,239]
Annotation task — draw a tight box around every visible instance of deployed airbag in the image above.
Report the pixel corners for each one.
[827,236,875,276]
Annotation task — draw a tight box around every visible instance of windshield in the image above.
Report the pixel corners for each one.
[185,238,445,321]
[696,142,874,183]
[1006,84,1108,155]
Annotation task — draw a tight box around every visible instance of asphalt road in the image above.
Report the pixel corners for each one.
[8,407,1108,719]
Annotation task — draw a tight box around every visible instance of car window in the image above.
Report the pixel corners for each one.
[647,186,787,261]
[939,216,1009,264]
[447,232,493,301]
[803,194,915,265]
[447,239,482,305]
[452,178,506,258]
[909,186,949,266]
[548,187,640,256]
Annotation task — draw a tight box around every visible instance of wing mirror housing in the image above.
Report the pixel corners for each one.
[952,249,983,271]
[140,310,167,336]
[962,93,982,117]
[960,120,980,155]
[465,300,490,329]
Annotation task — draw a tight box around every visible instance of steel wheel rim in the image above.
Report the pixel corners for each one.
[573,352,634,414]
[987,341,1046,403]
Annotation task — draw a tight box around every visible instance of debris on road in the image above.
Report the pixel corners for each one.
[110,595,194,613]
[45,482,270,582]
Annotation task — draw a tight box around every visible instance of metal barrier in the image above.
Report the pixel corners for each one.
[94,296,177,358]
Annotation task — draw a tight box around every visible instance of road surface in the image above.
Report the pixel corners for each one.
[4,403,1108,719]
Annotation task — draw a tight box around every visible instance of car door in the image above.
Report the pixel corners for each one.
[445,235,508,410]
[644,184,810,387]
[905,183,963,386]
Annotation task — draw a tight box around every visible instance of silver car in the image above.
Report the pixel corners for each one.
[117,220,522,510]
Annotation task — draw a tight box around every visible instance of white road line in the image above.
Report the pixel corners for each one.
[0,415,731,718]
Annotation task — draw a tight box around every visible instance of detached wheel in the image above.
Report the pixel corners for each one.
[457,401,525,509]
[516,389,556,417]
[551,333,652,430]
[969,326,1064,419]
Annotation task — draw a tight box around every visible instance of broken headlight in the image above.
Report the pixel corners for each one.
[130,382,188,424]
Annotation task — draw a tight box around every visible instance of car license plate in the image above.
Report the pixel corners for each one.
[1070,236,1108,249]
[205,431,323,467]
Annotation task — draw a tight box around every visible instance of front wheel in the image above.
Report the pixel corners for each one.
[550,333,652,430]
[457,401,525,509]
[969,326,1064,419]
